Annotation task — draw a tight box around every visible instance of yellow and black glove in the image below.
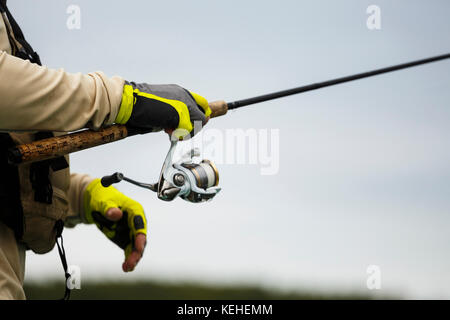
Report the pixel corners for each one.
[84,178,147,271]
[115,82,211,139]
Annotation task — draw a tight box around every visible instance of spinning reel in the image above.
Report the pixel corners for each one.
[100,140,221,203]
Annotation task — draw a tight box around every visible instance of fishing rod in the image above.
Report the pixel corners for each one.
[8,52,450,166]
[227,52,450,111]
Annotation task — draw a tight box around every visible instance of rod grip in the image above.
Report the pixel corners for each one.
[209,100,228,118]
[8,125,129,165]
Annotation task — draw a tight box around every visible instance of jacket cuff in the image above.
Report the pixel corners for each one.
[66,173,95,227]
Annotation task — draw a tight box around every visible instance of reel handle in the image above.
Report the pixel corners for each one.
[100,172,124,187]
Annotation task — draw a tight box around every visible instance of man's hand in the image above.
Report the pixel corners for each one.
[115,82,211,140]
[84,179,147,272]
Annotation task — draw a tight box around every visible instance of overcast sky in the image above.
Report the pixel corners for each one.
[9,0,450,298]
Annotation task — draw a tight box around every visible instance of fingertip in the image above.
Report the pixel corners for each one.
[106,207,123,221]
[123,243,138,272]
[123,259,135,272]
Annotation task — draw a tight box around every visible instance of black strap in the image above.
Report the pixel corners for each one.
[0,134,23,240]
[0,3,62,204]
[0,1,41,65]
[55,220,71,300]
[30,132,69,204]
[0,1,6,14]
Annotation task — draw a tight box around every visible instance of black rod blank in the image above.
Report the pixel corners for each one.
[227,53,450,110]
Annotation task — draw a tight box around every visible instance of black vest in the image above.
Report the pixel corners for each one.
[0,2,71,299]
[0,1,68,239]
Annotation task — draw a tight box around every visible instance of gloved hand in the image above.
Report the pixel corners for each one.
[115,81,211,140]
[84,178,147,272]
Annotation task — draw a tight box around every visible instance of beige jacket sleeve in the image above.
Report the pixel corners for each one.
[0,15,125,228]
[0,50,124,132]
[65,173,95,227]
[0,51,125,226]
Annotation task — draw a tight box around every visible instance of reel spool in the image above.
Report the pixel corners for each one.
[100,140,221,203]
[176,160,219,202]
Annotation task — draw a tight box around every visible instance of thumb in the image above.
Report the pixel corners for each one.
[105,207,123,222]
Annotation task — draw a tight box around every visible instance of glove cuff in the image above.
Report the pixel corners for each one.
[83,178,102,224]
[115,83,134,124]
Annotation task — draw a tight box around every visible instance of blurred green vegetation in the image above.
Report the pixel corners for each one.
[24,280,378,300]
